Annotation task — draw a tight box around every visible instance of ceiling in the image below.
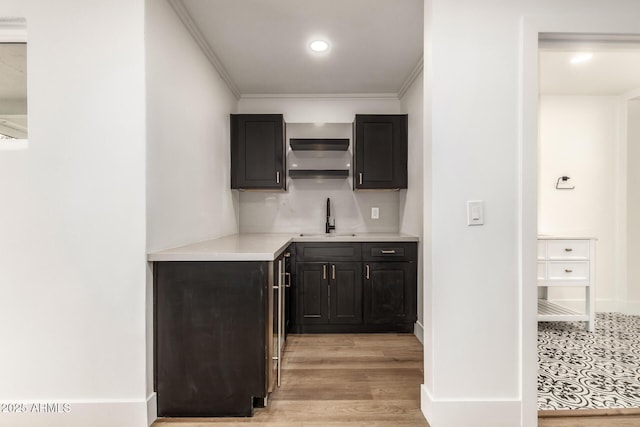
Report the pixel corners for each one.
[170,3,640,99]
[174,0,424,97]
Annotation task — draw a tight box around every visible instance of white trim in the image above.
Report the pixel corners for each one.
[146,392,157,427]
[0,18,27,42]
[414,320,424,345]
[239,92,400,100]
[167,0,240,99]
[0,139,28,150]
[622,301,640,315]
[0,399,148,427]
[421,385,522,427]
[398,57,424,99]
[519,16,540,427]
[623,87,640,100]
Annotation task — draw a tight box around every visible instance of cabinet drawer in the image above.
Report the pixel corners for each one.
[547,261,589,282]
[547,240,589,260]
[537,262,546,281]
[296,243,361,261]
[362,242,417,262]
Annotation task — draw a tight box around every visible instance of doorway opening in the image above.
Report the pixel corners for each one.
[536,33,640,413]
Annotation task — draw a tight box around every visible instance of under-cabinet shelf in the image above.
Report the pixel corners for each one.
[537,299,588,322]
[289,169,349,179]
[290,138,349,151]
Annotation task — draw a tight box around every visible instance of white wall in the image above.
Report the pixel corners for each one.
[628,99,640,308]
[400,71,425,340]
[423,1,640,426]
[538,96,619,312]
[146,0,239,253]
[237,96,404,234]
[0,1,148,426]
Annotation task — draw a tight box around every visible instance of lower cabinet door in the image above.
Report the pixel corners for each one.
[329,262,363,324]
[364,262,416,324]
[297,262,329,325]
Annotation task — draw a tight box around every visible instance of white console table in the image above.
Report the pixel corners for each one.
[537,237,596,332]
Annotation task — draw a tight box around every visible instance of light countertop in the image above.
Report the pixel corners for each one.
[148,232,419,262]
[537,235,598,240]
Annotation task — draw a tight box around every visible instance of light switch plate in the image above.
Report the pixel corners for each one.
[467,200,484,226]
[371,207,379,219]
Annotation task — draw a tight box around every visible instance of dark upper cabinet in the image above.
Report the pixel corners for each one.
[231,114,286,190]
[353,114,408,190]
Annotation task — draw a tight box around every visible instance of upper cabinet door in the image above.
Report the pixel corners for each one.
[353,114,408,190]
[231,114,286,190]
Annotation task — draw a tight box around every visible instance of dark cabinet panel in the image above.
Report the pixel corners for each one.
[297,261,362,326]
[297,262,329,324]
[364,262,416,324]
[330,262,363,324]
[231,114,286,190]
[155,261,269,417]
[353,114,408,190]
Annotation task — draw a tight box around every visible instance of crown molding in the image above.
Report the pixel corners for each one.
[240,93,400,100]
[167,0,240,99]
[397,56,423,99]
[0,17,27,42]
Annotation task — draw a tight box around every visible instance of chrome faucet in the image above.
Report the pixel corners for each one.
[325,197,336,234]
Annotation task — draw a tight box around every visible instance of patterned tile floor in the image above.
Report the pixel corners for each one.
[538,312,640,410]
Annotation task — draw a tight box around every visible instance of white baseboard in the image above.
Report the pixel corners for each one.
[0,399,149,427]
[414,320,424,344]
[622,300,640,315]
[146,392,157,426]
[421,385,521,427]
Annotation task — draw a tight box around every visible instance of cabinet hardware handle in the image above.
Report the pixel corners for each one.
[359,172,363,185]
[276,171,280,184]
[381,249,396,254]
[323,264,327,280]
[332,264,336,280]
[565,269,573,273]
[285,272,291,288]
[284,252,291,258]
[565,248,573,252]
[366,264,370,279]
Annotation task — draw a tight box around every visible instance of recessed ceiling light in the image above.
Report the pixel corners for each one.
[309,40,329,52]
[570,53,593,64]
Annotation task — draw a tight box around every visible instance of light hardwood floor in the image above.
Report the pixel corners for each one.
[152,334,639,427]
[539,409,640,427]
[153,333,429,427]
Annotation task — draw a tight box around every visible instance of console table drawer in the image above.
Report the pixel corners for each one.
[547,240,590,260]
[547,261,589,282]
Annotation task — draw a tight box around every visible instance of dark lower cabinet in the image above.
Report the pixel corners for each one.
[154,261,272,417]
[293,241,416,333]
[364,262,416,324]
[297,262,362,326]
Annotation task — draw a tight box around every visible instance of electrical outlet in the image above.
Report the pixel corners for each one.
[371,207,379,219]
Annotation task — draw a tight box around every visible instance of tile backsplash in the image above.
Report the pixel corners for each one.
[238,122,400,234]
[238,179,400,233]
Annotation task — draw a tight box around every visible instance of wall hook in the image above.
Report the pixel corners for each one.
[555,176,575,190]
